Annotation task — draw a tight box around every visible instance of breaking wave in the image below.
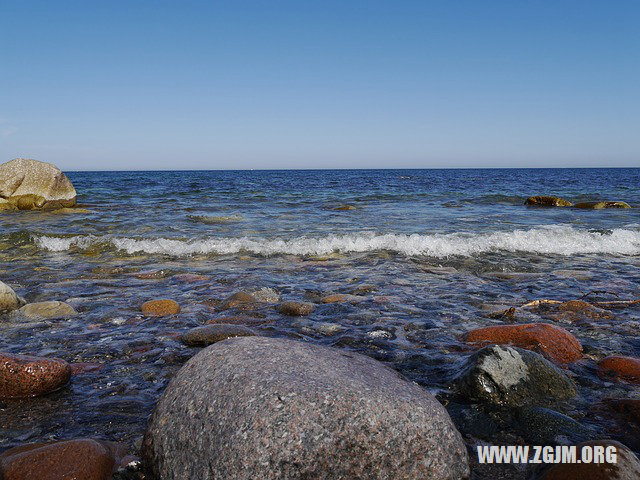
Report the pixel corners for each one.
[32,226,640,258]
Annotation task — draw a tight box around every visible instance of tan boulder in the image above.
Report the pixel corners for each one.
[0,281,26,312]
[0,158,76,211]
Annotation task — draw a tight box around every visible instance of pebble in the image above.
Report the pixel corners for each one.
[465,323,583,364]
[141,299,180,317]
[598,356,640,384]
[0,353,71,399]
[180,324,257,347]
[277,301,315,316]
[16,301,78,319]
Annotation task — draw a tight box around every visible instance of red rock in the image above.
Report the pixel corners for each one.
[0,438,125,480]
[534,440,640,479]
[465,323,583,364]
[598,356,640,384]
[141,299,180,317]
[0,353,71,399]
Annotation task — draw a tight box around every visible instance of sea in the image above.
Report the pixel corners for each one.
[1,168,640,467]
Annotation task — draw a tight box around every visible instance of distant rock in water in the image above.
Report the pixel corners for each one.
[187,214,243,224]
[452,345,576,407]
[143,336,470,480]
[0,280,26,312]
[574,201,631,209]
[524,196,573,207]
[0,158,77,211]
[15,301,78,320]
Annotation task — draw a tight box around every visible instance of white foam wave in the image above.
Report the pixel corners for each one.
[32,226,640,258]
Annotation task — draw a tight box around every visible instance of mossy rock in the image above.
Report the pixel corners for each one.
[524,196,573,207]
[574,201,631,209]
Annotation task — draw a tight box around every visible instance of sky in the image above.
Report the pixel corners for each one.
[1,1,639,171]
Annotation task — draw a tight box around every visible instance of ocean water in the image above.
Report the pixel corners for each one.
[1,168,640,468]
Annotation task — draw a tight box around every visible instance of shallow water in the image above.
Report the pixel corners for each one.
[1,168,640,472]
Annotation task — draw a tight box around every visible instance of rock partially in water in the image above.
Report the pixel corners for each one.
[171,273,209,283]
[334,204,357,210]
[141,299,181,317]
[574,201,631,209]
[0,438,126,480]
[465,323,583,364]
[516,407,594,445]
[0,280,26,312]
[452,345,576,407]
[15,301,78,319]
[250,287,280,303]
[187,214,243,224]
[180,324,257,346]
[219,291,257,310]
[143,337,470,480]
[531,440,640,480]
[0,352,71,399]
[320,293,365,304]
[598,356,640,384]
[277,301,315,316]
[0,158,77,211]
[524,196,573,207]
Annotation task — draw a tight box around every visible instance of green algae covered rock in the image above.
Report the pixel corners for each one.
[524,196,573,207]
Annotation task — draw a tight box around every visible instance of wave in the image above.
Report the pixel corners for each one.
[31,226,640,258]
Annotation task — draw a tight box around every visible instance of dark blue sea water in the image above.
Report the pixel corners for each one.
[1,168,640,468]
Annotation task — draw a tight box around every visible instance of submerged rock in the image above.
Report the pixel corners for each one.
[0,280,26,312]
[320,293,364,304]
[16,301,78,319]
[0,158,77,211]
[334,204,357,210]
[143,337,470,480]
[452,345,576,407]
[574,201,631,209]
[598,356,640,384]
[0,352,71,399]
[277,301,315,316]
[141,299,180,317]
[180,324,257,346]
[524,196,573,207]
[219,291,257,310]
[465,323,583,364]
[0,438,126,480]
[531,440,640,480]
[516,407,594,445]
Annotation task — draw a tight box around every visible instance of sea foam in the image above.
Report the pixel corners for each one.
[32,226,640,258]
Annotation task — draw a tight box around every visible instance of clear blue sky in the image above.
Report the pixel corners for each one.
[1,1,638,170]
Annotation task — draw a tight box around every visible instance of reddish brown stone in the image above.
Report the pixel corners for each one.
[141,299,180,317]
[220,291,257,310]
[598,356,640,384]
[277,301,315,316]
[0,353,71,399]
[0,438,126,480]
[69,362,104,375]
[134,270,168,279]
[465,323,583,364]
[534,440,640,479]
[320,294,364,304]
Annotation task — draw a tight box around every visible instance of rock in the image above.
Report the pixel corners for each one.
[0,353,71,399]
[172,273,209,283]
[0,280,26,312]
[320,293,364,304]
[143,337,470,480]
[0,158,77,211]
[220,291,257,309]
[524,196,573,207]
[574,201,631,209]
[277,301,315,316]
[531,440,640,480]
[187,214,243,224]
[251,287,280,303]
[559,300,593,312]
[334,204,356,210]
[180,324,257,346]
[0,438,125,480]
[465,323,583,364]
[515,407,593,445]
[598,356,640,384]
[141,299,181,317]
[16,301,78,319]
[206,316,270,326]
[605,398,640,425]
[452,345,576,407]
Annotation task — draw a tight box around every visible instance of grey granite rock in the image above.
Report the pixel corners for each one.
[453,345,576,407]
[0,281,26,312]
[143,336,470,480]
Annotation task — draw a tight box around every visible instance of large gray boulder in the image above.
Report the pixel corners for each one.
[0,158,76,211]
[452,345,576,407]
[0,280,26,312]
[143,337,470,480]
